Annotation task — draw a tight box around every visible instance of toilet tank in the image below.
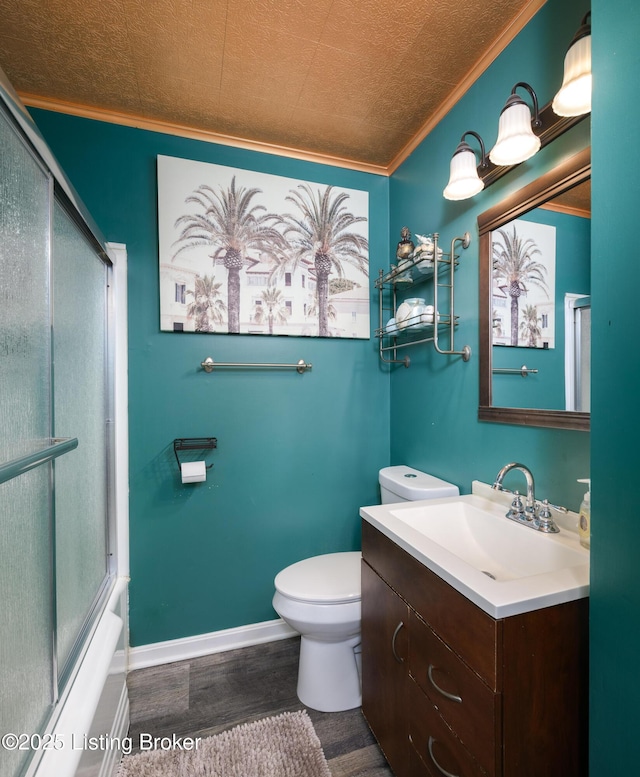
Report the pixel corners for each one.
[379,465,459,503]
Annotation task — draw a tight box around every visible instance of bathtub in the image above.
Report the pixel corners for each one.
[25,577,130,777]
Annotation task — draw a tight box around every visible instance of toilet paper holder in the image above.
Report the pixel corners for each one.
[173,438,217,471]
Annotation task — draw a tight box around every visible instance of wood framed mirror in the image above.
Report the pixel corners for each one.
[478,147,590,431]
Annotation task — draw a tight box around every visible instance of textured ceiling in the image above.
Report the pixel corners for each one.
[544,178,591,217]
[0,0,541,171]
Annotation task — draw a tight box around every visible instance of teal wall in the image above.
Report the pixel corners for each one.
[387,0,591,511]
[387,0,640,769]
[29,113,391,646]
[590,0,640,770]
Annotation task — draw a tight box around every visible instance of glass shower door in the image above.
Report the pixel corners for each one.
[0,108,55,777]
[0,99,115,777]
[52,201,110,682]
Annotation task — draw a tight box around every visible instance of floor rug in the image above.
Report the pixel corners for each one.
[117,710,332,777]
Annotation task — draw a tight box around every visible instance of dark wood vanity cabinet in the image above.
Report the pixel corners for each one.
[361,520,588,777]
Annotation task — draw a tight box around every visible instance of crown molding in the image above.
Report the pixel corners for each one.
[18,93,390,177]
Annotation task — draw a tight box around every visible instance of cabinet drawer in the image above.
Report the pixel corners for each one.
[409,612,499,776]
[361,561,410,776]
[362,520,500,688]
[409,678,488,777]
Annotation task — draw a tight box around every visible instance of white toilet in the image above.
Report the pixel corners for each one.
[378,464,459,504]
[272,465,459,713]
[273,552,362,712]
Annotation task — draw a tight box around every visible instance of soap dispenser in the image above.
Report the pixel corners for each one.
[577,478,591,549]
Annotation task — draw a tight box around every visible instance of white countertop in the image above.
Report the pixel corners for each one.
[360,481,589,619]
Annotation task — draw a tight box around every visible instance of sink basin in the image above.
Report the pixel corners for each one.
[360,489,589,618]
[390,500,585,582]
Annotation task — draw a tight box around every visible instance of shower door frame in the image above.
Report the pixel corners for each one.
[1,73,127,777]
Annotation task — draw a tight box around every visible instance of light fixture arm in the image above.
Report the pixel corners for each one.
[570,11,591,47]
[460,130,488,169]
[511,82,541,128]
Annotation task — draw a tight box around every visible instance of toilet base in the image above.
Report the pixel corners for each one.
[297,634,362,712]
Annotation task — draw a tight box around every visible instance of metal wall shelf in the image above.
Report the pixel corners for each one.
[376,232,471,367]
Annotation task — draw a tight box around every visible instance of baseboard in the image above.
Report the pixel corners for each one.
[128,618,298,671]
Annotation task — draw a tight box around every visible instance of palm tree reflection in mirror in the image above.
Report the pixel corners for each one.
[519,304,543,348]
[492,225,549,346]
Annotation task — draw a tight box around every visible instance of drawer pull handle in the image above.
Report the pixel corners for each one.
[428,664,462,703]
[391,621,405,663]
[428,736,460,777]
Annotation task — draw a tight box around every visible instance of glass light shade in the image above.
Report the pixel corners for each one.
[443,145,484,200]
[489,101,541,166]
[552,34,592,116]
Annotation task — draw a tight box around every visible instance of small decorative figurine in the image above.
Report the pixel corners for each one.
[395,226,415,261]
[413,233,442,270]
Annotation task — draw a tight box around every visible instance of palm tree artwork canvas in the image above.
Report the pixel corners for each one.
[157,155,369,338]
[491,218,556,349]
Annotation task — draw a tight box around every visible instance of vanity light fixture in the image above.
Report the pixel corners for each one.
[552,11,592,117]
[443,131,489,201]
[443,19,591,201]
[489,82,541,166]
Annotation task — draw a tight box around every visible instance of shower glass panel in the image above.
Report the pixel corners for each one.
[0,469,54,777]
[0,110,54,777]
[0,108,51,460]
[53,202,110,680]
[1,92,116,777]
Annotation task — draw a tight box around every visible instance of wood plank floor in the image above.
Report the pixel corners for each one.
[126,636,394,776]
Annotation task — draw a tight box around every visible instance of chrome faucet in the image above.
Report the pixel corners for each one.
[494,462,536,513]
[493,462,560,533]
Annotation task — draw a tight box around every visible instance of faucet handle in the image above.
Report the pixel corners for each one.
[544,500,568,514]
[536,499,560,533]
[506,491,525,520]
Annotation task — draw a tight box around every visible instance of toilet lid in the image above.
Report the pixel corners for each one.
[274,552,362,604]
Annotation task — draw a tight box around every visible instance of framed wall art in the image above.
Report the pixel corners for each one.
[158,155,370,339]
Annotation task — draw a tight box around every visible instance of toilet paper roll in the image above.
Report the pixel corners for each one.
[181,461,206,483]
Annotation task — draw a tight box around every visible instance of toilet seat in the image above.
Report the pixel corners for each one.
[274,551,361,605]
